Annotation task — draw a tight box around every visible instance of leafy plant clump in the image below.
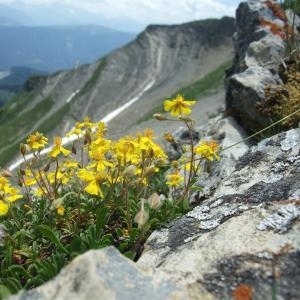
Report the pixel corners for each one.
[256,1,300,131]
[0,95,220,297]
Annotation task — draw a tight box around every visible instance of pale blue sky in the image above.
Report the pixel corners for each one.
[0,0,242,32]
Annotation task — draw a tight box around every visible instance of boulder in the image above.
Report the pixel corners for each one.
[138,128,300,300]
[9,247,189,300]
[225,0,289,131]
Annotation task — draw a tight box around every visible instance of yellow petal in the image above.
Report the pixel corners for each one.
[181,106,192,115]
[163,100,175,112]
[0,200,9,216]
[6,194,22,202]
[61,147,71,156]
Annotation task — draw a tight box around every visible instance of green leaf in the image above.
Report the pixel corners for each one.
[129,228,139,243]
[8,265,31,279]
[1,277,22,294]
[96,207,109,234]
[35,225,69,255]
[115,228,123,238]
[123,251,136,260]
[0,284,11,298]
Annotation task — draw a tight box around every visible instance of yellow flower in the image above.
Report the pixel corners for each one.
[77,169,105,197]
[0,176,23,203]
[56,206,65,216]
[195,140,220,161]
[164,95,196,117]
[0,200,9,216]
[49,136,71,158]
[166,170,183,187]
[26,131,48,150]
[66,122,83,137]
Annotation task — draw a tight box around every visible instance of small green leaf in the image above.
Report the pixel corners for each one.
[96,207,109,234]
[115,228,123,238]
[35,225,69,255]
[123,251,136,260]
[8,265,31,279]
[0,284,12,298]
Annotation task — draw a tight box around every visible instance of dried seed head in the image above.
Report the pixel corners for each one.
[146,193,163,210]
[134,199,149,228]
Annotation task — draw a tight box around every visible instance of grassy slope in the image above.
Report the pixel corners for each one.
[0,58,107,167]
[137,61,231,124]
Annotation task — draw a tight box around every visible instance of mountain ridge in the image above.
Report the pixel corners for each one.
[0,16,235,166]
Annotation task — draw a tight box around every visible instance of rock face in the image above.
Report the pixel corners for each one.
[138,128,300,300]
[10,126,300,300]
[9,247,189,300]
[225,0,291,131]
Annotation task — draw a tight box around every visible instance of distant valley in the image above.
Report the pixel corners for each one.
[0,25,136,72]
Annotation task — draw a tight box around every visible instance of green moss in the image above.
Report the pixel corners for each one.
[0,97,54,165]
[0,91,37,124]
[38,103,71,133]
[137,61,231,124]
[77,58,106,97]
[170,60,231,100]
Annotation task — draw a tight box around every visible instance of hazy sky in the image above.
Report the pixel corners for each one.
[0,0,242,32]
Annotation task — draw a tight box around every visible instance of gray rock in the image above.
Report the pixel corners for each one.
[138,128,300,300]
[9,247,188,300]
[225,0,288,131]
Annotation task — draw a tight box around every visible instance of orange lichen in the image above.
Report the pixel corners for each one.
[259,18,287,39]
[233,284,253,300]
[264,0,288,21]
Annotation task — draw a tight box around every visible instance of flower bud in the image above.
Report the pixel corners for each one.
[19,143,27,155]
[146,193,162,210]
[153,113,167,121]
[43,162,51,172]
[178,115,194,123]
[123,165,137,177]
[144,165,158,177]
[164,132,175,143]
[72,143,77,154]
[1,170,12,178]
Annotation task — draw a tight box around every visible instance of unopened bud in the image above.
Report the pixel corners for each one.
[178,115,194,123]
[172,161,179,168]
[19,169,26,176]
[144,165,157,177]
[1,170,13,178]
[43,162,51,172]
[19,143,27,155]
[164,132,175,143]
[153,114,167,121]
[84,130,92,145]
[123,165,137,177]
[72,143,77,154]
[18,178,23,187]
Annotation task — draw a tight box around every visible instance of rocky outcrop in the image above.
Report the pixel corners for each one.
[225,0,298,131]
[9,125,300,300]
[138,128,300,300]
[9,247,189,300]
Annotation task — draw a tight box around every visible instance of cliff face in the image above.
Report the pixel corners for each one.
[225,0,300,132]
